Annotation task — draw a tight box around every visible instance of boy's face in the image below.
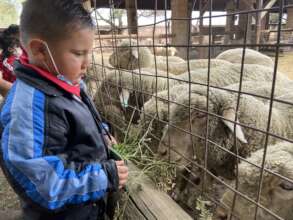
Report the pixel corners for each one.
[28,27,95,85]
[48,27,95,85]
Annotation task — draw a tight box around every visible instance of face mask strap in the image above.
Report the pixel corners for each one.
[42,41,61,75]
[42,60,51,73]
[40,40,78,86]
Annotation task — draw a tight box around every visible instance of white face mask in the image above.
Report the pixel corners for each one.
[14,47,23,58]
[42,41,76,86]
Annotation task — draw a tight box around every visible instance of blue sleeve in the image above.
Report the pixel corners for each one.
[0,81,115,211]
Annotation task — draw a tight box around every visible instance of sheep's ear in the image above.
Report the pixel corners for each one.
[222,109,248,144]
[131,48,139,59]
[119,89,130,108]
[171,47,177,56]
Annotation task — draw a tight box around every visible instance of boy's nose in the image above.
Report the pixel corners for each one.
[82,55,90,70]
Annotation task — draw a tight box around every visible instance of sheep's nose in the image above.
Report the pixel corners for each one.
[215,207,228,220]
[158,146,167,155]
[219,214,228,220]
[190,175,201,185]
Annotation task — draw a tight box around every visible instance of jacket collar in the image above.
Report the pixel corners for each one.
[16,53,81,97]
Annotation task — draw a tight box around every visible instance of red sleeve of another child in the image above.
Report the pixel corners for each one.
[2,55,17,83]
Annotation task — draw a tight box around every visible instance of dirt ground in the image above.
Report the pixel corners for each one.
[0,170,20,211]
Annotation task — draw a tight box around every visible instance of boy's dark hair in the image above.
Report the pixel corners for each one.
[0,24,20,60]
[20,0,94,44]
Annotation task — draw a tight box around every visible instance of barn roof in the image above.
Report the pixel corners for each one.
[91,0,285,11]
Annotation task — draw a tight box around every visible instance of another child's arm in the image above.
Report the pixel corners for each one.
[0,78,12,97]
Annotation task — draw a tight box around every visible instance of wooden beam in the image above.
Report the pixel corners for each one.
[94,25,228,41]
[260,0,278,20]
[82,0,92,11]
[198,0,205,58]
[255,0,264,47]
[171,0,192,59]
[287,7,293,29]
[224,0,235,44]
[94,33,175,40]
[123,162,193,220]
[126,0,138,34]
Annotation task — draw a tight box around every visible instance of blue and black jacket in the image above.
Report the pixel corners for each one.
[0,60,119,215]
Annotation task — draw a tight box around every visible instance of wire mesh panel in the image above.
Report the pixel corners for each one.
[86,0,293,219]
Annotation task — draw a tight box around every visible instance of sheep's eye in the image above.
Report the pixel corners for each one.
[190,174,201,185]
[279,181,293,190]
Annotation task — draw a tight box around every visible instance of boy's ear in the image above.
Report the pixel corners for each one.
[27,39,47,61]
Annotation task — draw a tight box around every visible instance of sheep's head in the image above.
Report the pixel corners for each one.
[168,47,177,56]
[216,142,293,220]
[96,69,155,124]
[157,91,210,161]
[109,39,153,69]
[95,71,124,107]
[171,163,228,212]
[157,91,248,180]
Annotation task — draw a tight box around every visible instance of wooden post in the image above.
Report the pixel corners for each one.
[198,0,205,58]
[255,0,264,47]
[82,0,92,11]
[264,12,270,30]
[225,0,236,44]
[126,0,138,34]
[237,0,254,42]
[171,0,192,59]
[287,6,293,29]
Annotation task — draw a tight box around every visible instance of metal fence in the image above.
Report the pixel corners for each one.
[86,0,293,219]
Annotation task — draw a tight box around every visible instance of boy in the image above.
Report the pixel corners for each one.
[0,0,128,219]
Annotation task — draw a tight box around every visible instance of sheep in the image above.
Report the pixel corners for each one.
[216,48,274,68]
[109,39,154,70]
[85,65,108,97]
[85,51,113,96]
[99,56,290,143]
[152,46,178,56]
[216,141,293,220]
[97,61,290,139]
[138,67,291,152]
[97,104,127,141]
[108,39,184,68]
[170,163,232,216]
[108,39,231,75]
[163,87,293,214]
[94,68,180,127]
[157,84,293,179]
[155,59,232,75]
[140,80,291,205]
[177,63,290,88]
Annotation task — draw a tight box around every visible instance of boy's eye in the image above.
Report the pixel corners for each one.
[74,52,84,56]
[72,50,86,56]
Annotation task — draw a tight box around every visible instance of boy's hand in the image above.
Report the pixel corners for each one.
[104,135,117,148]
[115,160,128,189]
